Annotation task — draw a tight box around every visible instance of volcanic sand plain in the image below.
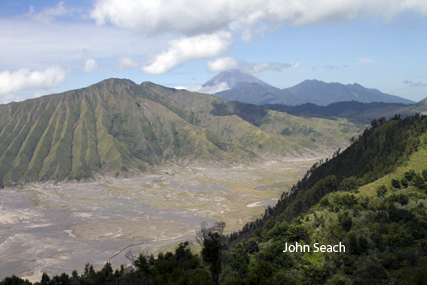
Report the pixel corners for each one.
[0,159,316,282]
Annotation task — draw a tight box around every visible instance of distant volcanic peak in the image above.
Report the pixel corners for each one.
[283,80,414,105]
[202,69,272,89]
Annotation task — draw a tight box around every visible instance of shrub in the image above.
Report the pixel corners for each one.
[404,169,416,181]
[401,177,409,188]
[391,179,401,189]
[377,185,387,197]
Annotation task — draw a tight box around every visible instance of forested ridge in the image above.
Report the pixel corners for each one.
[3,114,427,284]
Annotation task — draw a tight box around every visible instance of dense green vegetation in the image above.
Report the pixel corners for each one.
[0,79,363,187]
[0,242,214,285]
[3,115,427,284]
[220,114,427,284]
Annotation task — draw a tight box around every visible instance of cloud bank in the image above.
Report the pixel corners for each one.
[0,66,67,102]
[91,0,427,36]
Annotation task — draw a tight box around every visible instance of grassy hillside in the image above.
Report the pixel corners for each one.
[222,114,427,284]
[0,79,363,187]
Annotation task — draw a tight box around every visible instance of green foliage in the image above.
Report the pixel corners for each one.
[376,185,387,197]
[413,174,426,190]
[286,224,309,242]
[401,177,409,188]
[222,115,427,285]
[404,169,416,181]
[202,232,223,284]
[280,128,292,136]
[338,211,352,231]
[391,178,401,189]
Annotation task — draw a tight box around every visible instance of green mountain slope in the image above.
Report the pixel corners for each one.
[0,79,363,187]
[223,114,427,284]
[265,101,412,123]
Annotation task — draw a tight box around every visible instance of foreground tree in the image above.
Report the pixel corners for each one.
[196,221,226,284]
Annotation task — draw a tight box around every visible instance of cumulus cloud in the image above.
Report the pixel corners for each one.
[358,58,376,64]
[207,57,299,74]
[84,58,98,73]
[207,57,240,72]
[91,0,427,37]
[0,66,67,101]
[403,80,427,87]
[115,57,139,71]
[142,31,233,74]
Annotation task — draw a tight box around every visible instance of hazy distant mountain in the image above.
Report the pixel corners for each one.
[204,70,414,106]
[214,84,300,105]
[402,96,427,115]
[283,79,414,105]
[265,101,411,123]
[0,78,363,186]
[202,69,273,89]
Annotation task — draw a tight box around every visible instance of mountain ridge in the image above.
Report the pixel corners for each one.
[283,79,414,105]
[0,78,363,187]
[204,70,414,106]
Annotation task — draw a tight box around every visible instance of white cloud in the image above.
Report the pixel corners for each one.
[27,1,76,24]
[186,82,231,94]
[91,0,427,37]
[174,86,188,90]
[0,66,67,102]
[84,58,98,73]
[206,57,299,74]
[115,57,139,71]
[207,57,240,72]
[358,58,376,64]
[142,31,233,74]
[241,62,299,74]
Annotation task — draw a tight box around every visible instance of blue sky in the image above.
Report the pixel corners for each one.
[1,0,426,104]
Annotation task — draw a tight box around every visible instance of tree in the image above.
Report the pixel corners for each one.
[196,221,226,285]
[202,232,222,285]
[195,221,226,248]
[126,250,153,284]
